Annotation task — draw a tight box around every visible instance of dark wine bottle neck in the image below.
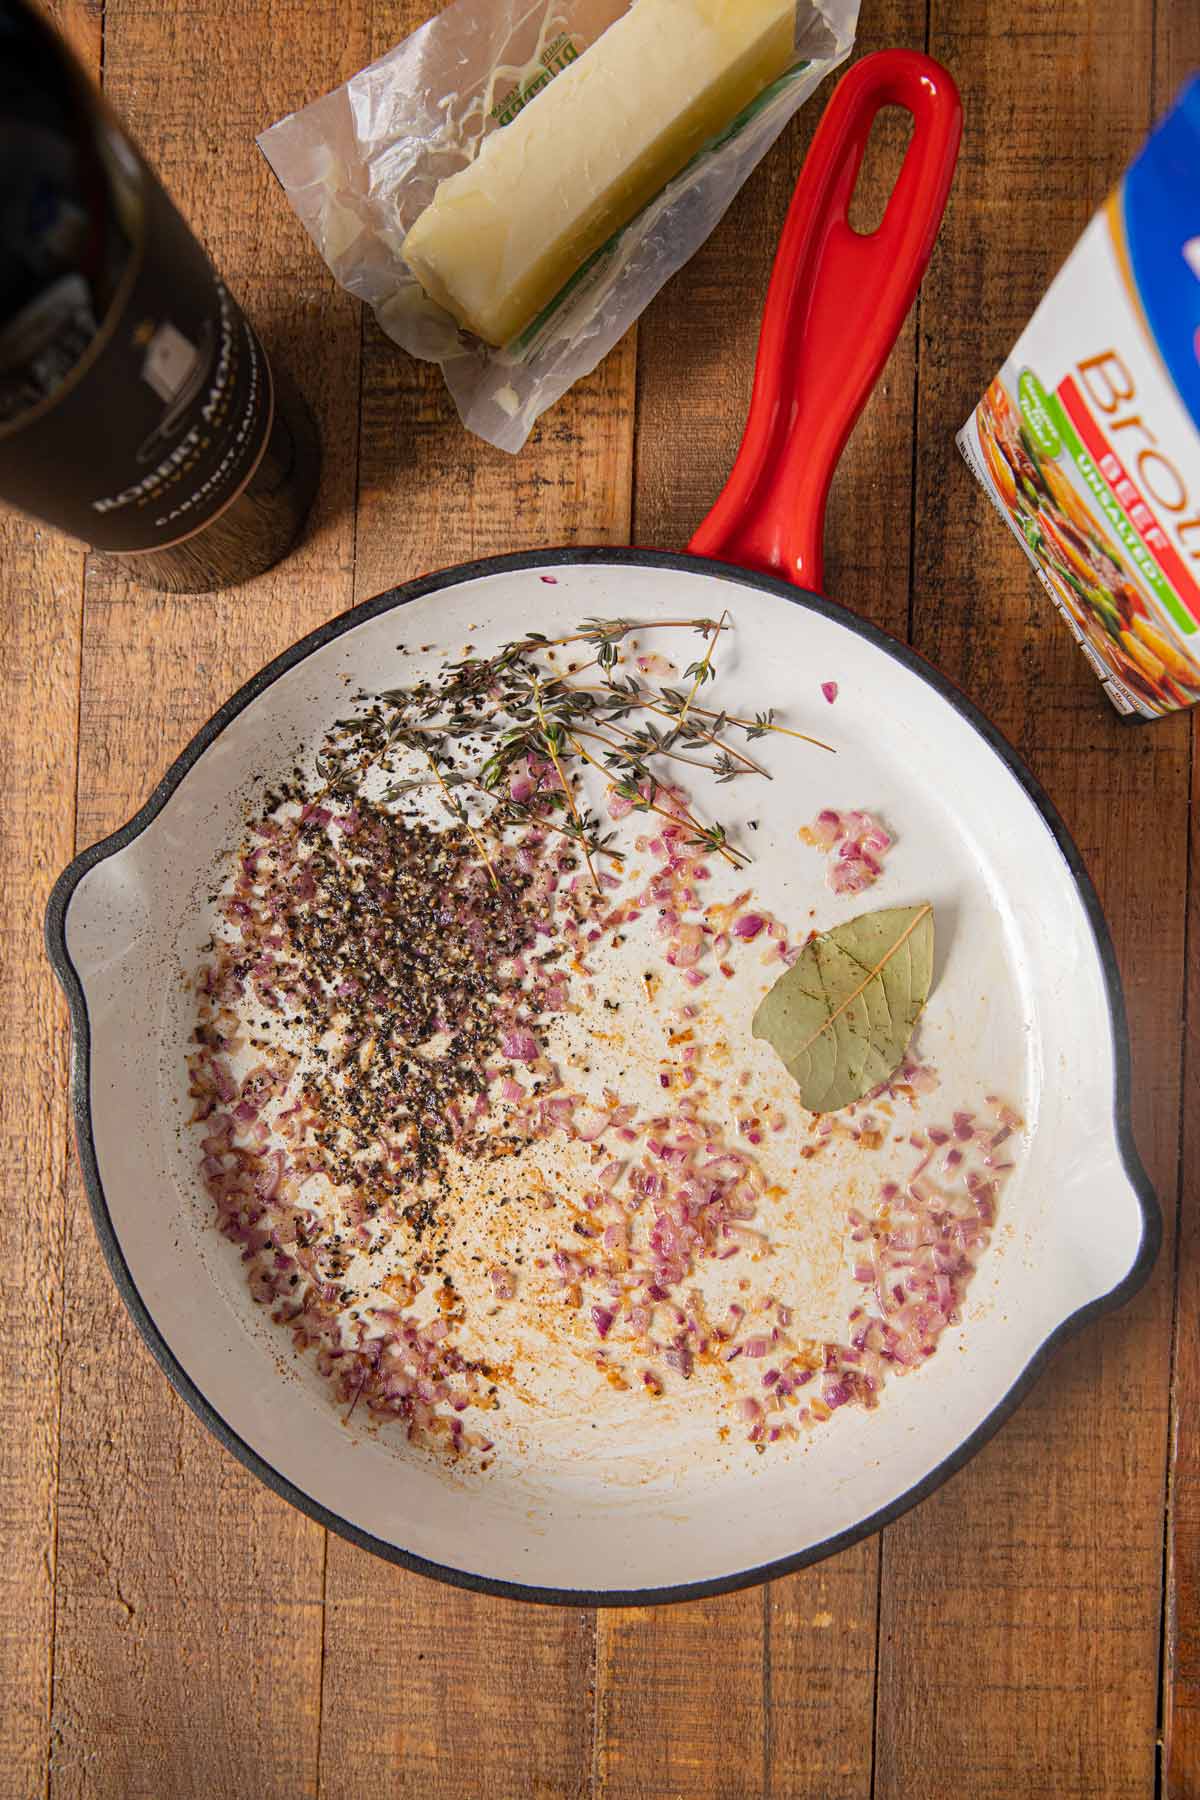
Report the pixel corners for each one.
[0,0,135,423]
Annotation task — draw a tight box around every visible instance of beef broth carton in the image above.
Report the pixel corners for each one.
[959,77,1200,718]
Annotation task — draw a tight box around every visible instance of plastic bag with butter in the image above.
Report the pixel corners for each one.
[258,0,859,452]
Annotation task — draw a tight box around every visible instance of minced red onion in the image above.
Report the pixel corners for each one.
[803,806,893,895]
[194,724,1019,1464]
[574,1107,611,1142]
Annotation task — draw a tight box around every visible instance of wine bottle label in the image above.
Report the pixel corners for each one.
[0,167,273,554]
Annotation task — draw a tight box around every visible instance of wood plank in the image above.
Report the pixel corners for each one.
[315,5,636,1793]
[1167,713,1200,1798]
[352,318,638,603]
[46,2,369,1794]
[596,1597,768,1800]
[874,6,1187,1796]
[1159,8,1200,1793]
[0,525,86,1794]
[0,10,98,1794]
[41,0,99,66]
[597,4,925,1795]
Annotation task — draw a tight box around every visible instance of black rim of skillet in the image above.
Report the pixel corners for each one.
[45,546,1162,1609]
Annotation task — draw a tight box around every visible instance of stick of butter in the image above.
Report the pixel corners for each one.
[402,0,798,347]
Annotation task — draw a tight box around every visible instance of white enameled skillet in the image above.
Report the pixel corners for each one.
[47,55,1158,1603]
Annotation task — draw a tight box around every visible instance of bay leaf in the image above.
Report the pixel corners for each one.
[752,904,934,1113]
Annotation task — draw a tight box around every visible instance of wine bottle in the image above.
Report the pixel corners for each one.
[0,0,320,593]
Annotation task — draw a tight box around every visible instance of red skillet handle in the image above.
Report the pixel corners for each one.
[688,50,962,592]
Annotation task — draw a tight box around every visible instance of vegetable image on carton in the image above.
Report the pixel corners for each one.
[402,0,800,347]
[959,76,1200,718]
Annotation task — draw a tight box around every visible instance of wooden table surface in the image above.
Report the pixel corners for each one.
[4,1,1200,1795]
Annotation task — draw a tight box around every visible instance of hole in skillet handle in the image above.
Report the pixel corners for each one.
[848,106,916,238]
[686,50,963,597]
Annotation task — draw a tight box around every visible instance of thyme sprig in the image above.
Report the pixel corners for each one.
[319,616,834,888]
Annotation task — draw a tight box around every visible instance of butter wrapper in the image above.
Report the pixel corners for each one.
[259,0,858,452]
[958,76,1200,718]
